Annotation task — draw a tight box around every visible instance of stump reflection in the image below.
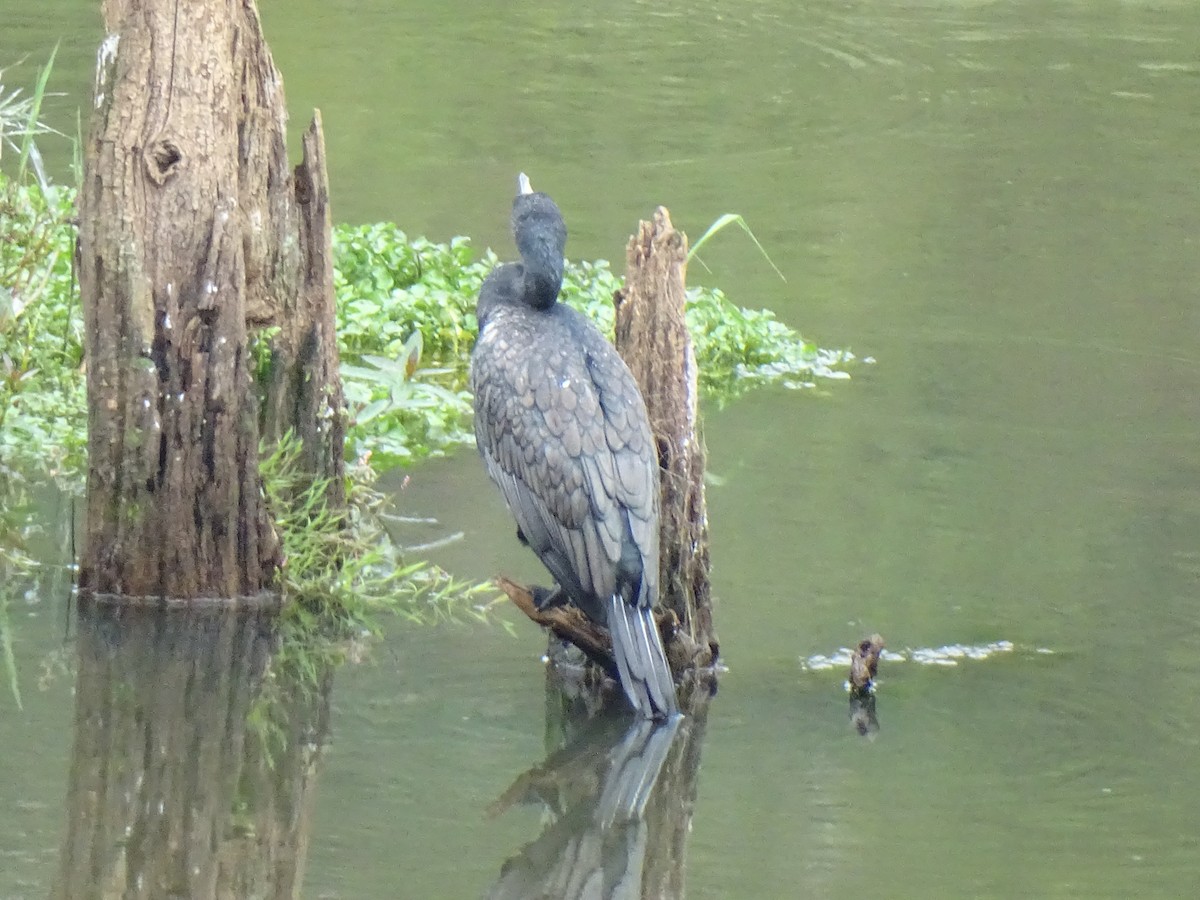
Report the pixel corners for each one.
[52,600,331,900]
[486,695,711,900]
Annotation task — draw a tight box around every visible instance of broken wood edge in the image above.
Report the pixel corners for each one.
[611,205,719,672]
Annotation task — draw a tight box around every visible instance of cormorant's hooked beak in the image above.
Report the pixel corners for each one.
[517,172,534,195]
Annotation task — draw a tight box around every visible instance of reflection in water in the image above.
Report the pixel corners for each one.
[51,600,331,900]
[486,705,708,900]
[849,692,880,739]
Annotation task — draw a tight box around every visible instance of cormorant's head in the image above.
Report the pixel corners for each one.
[511,172,567,310]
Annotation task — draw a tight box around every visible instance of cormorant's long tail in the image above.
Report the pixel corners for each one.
[608,595,679,718]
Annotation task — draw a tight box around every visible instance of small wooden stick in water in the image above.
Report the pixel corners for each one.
[849,633,885,694]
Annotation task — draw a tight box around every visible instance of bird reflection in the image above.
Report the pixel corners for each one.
[849,692,880,738]
[485,715,684,900]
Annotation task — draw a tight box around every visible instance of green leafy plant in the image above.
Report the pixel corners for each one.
[331,221,854,464]
[556,255,852,398]
[0,174,85,483]
[2,194,857,481]
[341,336,473,465]
[685,285,853,395]
[262,431,496,640]
[333,225,489,363]
[1,51,82,484]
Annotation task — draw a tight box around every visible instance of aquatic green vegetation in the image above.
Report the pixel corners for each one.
[3,115,852,480]
[252,433,500,728]
[0,177,84,480]
[262,432,497,640]
[1,51,82,486]
[334,226,489,362]
[334,223,854,466]
[1,53,78,707]
[555,256,854,397]
[686,286,853,392]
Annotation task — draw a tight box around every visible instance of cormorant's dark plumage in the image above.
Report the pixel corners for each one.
[471,175,678,719]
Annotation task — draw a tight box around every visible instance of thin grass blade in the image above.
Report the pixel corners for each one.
[17,42,58,185]
[687,212,787,282]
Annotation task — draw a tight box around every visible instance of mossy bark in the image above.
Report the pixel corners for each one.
[77,0,342,599]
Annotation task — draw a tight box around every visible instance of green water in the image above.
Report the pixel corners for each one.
[4,1,1200,897]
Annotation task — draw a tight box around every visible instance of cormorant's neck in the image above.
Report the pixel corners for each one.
[475,263,524,329]
[521,263,562,310]
[512,191,567,310]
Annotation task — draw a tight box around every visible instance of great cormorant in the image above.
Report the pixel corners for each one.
[471,174,679,719]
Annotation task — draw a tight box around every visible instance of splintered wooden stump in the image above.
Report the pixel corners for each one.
[613,207,718,668]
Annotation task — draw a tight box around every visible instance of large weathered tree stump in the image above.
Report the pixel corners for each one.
[77,0,342,599]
